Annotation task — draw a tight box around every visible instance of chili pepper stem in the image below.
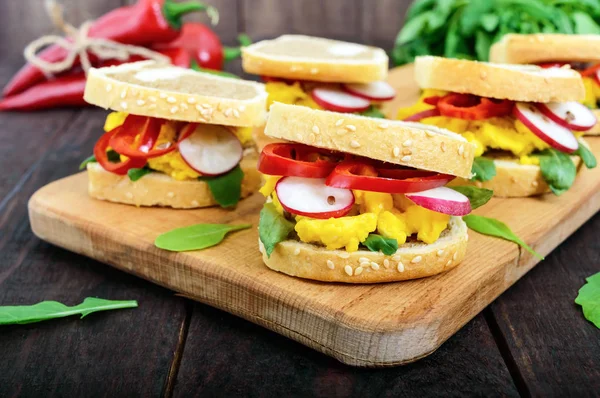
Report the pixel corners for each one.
[162,0,219,29]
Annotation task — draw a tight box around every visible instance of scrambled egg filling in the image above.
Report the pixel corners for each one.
[260,176,450,252]
[266,82,322,109]
[396,90,554,165]
[581,77,600,109]
[104,112,248,181]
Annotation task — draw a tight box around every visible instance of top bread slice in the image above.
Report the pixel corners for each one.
[490,33,600,64]
[84,61,268,127]
[265,103,475,178]
[415,55,585,103]
[242,35,388,83]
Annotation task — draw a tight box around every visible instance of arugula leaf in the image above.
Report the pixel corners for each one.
[360,106,386,119]
[191,61,240,79]
[0,298,137,325]
[451,186,493,210]
[574,142,597,169]
[363,234,398,255]
[536,148,577,195]
[155,223,251,252]
[470,156,497,182]
[572,11,600,34]
[79,155,96,170]
[575,272,600,329]
[460,1,493,35]
[259,202,295,258]
[200,166,244,208]
[474,29,493,62]
[127,167,152,182]
[481,14,500,32]
[79,150,120,170]
[463,214,544,260]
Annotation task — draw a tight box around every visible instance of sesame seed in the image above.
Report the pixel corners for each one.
[446,260,452,267]
[149,104,157,110]
[196,105,204,112]
[312,125,320,134]
[441,142,446,152]
[148,96,157,103]
[159,92,167,99]
[392,255,402,262]
[355,266,364,276]
[350,140,361,148]
[480,71,488,79]
[120,101,128,109]
[170,106,179,114]
[180,103,188,110]
[393,147,401,157]
[344,265,353,276]
[532,181,539,187]
[401,155,411,162]
[458,145,464,156]
[327,260,335,270]
[309,133,316,143]
[136,100,145,106]
[397,262,405,272]
[187,97,197,104]
[224,108,233,117]
[465,234,469,242]
[125,192,133,199]
[359,257,370,264]
[201,104,212,110]
[453,252,458,261]
[402,149,412,156]
[293,248,301,256]
[238,105,246,111]
[335,119,344,127]
[371,262,380,270]
[167,96,176,104]
[130,88,138,96]
[411,255,423,264]
[296,133,303,141]
[105,84,112,92]
[437,250,444,257]
[426,131,436,137]
[167,192,175,198]
[191,200,199,207]
[290,65,300,71]
[338,252,350,259]
[383,259,390,268]
[379,122,389,129]
[120,89,128,99]
[310,68,319,74]
[346,125,356,132]
[233,109,240,118]
[403,139,412,147]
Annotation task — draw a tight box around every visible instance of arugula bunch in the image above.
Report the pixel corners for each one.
[392,0,600,65]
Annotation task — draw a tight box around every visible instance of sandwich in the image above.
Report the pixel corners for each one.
[241,35,396,150]
[81,60,267,208]
[397,56,597,198]
[490,33,600,135]
[257,103,485,283]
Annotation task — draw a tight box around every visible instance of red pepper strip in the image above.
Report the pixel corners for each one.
[376,165,441,180]
[325,161,454,194]
[93,127,147,175]
[423,96,441,106]
[437,93,514,120]
[581,64,600,77]
[258,143,343,178]
[109,116,173,159]
[3,0,215,96]
[538,62,568,69]
[403,108,441,121]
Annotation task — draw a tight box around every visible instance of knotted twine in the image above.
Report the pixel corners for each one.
[23,0,170,78]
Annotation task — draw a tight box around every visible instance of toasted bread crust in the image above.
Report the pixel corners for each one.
[265,103,475,178]
[414,56,585,103]
[259,217,468,283]
[242,35,388,83]
[84,61,267,127]
[490,34,600,64]
[86,153,261,208]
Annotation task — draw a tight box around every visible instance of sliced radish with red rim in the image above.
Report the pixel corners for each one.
[513,102,579,153]
[178,125,243,176]
[311,86,371,112]
[405,187,471,216]
[343,81,396,101]
[536,101,597,131]
[275,177,354,219]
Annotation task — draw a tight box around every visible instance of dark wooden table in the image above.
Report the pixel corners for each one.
[1,48,599,398]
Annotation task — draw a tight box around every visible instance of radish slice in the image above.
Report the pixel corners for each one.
[311,86,371,112]
[178,125,243,176]
[536,101,597,131]
[513,102,579,153]
[343,81,396,101]
[275,177,354,219]
[405,187,471,216]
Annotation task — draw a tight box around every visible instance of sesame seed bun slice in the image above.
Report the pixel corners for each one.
[264,103,475,179]
[84,60,268,127]
[241,35,388,83]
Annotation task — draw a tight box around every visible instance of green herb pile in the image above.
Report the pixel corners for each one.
[392,0,600,65]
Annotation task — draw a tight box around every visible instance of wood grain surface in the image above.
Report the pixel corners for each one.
[26,65,600,367]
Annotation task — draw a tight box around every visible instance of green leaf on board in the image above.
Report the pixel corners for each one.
[463,214,544,260]
[155,223,251,252]
[363,234,398,255]
[200,166,244,208]
[0,298,138,325]
[574,141,597,169]
[450,186,493,210]
[536,148,577,195]
[470,156,497,182]
[575,272,600,329]
[127,167,152,182]
[259,202,295,258]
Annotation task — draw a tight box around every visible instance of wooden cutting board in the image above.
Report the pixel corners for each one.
[28,66,600,367]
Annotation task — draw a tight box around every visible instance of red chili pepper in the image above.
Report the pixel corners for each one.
[403,108,441,122]
[436,93,514,120]
[94,125,147,175]
[258,143,343,178]
[3,0,215,96]
[153,23,223,70]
